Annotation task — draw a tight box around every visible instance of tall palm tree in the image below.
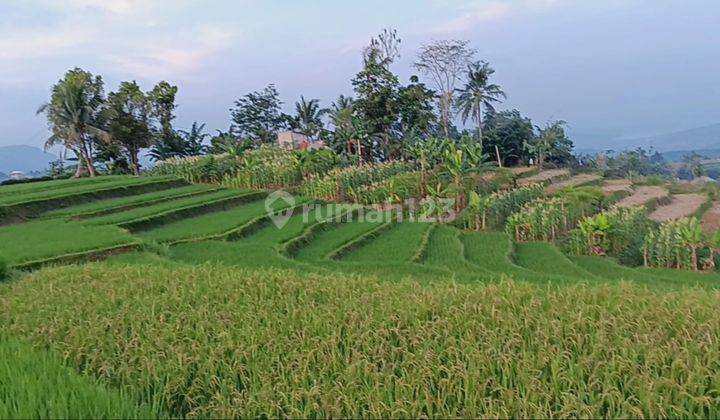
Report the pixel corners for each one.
[292,96,328,141]
[37,69,107,177]
[455,61,506,144]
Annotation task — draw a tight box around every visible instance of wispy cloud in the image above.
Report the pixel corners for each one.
[0,1,236,82]
[104,26,237,80]
[431,0,566,33]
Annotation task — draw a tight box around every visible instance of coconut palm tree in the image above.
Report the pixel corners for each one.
[291,96,328,141]
[37,69,108,177]
[455,61,506,145]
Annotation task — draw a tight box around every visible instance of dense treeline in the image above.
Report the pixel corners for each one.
[37,29,576,178]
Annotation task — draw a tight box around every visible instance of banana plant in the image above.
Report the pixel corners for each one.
[705,230,720,271]
[578,213,612,255]
[680,218,704,271]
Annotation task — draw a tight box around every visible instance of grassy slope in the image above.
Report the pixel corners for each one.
[45,184,217,218]
[167,206,339,272]
[572,256,720,290]
[341,222,430,263]
[0,219,136,265]
[0,338,159,418]
[0,176,177,206]
[84,189,246,225]
[294,218,384,261]
[513,242,600,281]
[3,263,720,418]
[423,225,489,276]
[461,231,571,283]
[138,195,295,243]
[0,175,131,197]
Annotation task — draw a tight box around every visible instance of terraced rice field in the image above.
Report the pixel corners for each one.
[84,189,255,226]
[0,219,137,267]
[546,173,602,192]
[615,185,670,208]
[517,169,569,186]
[3,175,720,417]
[649,193,707,222]
[601,179,633,194]
[45,184,218,218]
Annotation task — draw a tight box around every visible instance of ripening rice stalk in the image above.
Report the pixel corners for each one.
[3,263,720,418]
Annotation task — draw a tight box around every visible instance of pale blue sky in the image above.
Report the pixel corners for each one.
[1,0,719,149]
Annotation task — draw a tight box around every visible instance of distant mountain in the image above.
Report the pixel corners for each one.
[0,145,58,174]
[661,148,720,162]
[607,123,720,152]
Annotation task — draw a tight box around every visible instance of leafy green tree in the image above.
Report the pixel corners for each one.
[483,109,534,167]
[679,152,706,180]
[94,140,131,174]
[396,75,436,137]
[525,120,574,169]
[603,148,670,178]
[455,61,505,144]
[147,81,181,160]
[37,68,107,177]
[230,84,286,144]
[352,49,400,160]
[288,96,328,141]
[106,81,154,175]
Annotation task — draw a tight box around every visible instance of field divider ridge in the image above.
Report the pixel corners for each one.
[278,207,364,258]
[10,242,143,271]
[1,177,187,224]
[117,191,267,233]
[67,187,222,220]
[326,219,396,261]
[410,223,436,263]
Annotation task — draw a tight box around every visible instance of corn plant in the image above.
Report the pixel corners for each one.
[566,206,651,261]
[643,217,706,271]
[302,162,412,202]
[505,197,567,242]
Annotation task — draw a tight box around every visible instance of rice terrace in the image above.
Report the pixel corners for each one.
[2,2,720,419]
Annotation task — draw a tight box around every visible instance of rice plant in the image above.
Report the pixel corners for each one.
[3,263,720,418]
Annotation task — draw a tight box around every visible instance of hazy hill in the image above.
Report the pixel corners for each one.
[612,123,720,152]
[0,145,57,174]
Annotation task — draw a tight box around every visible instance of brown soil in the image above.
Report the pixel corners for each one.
[518,169,570,186]
[546,174,602,193]
[601,179,633,195]
[649,193,707,223]
[615,186,670,208]
[701,202,720,233]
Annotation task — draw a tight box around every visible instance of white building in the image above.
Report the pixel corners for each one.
[9,171,26,180]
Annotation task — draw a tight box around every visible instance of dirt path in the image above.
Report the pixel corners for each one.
[546,174,602,193]
[602,179,633,195]
[615,186,669,208]
[701,202,720,233]
[518,169,570,186]
[649,193,707,223]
